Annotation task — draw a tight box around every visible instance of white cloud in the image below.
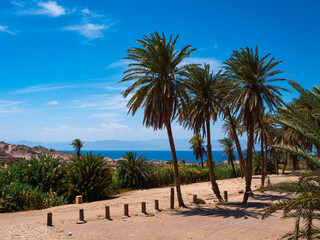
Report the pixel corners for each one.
[63,23,110,39]
[181,57,222,73]
[13,85,69,94]
[0,100,27,114]
[90,113,117,118]
[16,0,70,17]
[46,100,58,105]
[0,25,16,35]
[11,1,25,7]
[105,59,131,70]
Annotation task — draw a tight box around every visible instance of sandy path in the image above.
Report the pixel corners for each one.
[0,174,301,240]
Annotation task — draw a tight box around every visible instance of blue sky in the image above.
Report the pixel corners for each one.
[0,0,319,143]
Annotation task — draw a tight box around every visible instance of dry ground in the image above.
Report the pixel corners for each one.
[0,173,303,240]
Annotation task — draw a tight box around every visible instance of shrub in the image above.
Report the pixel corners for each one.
[67,152,113,202]
[0,182,66,213]
[11,154,68,195]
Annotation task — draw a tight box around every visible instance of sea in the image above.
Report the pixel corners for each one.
[72,150,236,163]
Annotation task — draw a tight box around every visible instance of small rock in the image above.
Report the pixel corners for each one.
[68,232,72,236]
[238,190,244,194]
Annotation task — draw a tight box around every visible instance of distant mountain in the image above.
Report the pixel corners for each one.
[12,138,248,151]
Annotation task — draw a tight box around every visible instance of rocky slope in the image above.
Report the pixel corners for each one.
[0,141,74,163]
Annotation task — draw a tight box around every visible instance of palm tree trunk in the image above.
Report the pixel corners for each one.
[272,148,279,175]
[200,156,204,167]
[230,156,237,178]
[243,113,254,204]
[206,116,223,202]
[264,138,268,176]
[260,129,265,187]
[166,120,185,207]
[282,152,288,174]
[226,110,246,178]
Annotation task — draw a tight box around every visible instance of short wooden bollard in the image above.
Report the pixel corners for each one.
[77,209,86,224]
[224,191,228,202]
[170,188,174,209]
[140,202,147,216]
[193,195,198,204]
[75,195,83,204]
[154,200,160,213]
[267,177,271,186]
[122,204,130,218]
[104,206,111,221]
[47,212,53,226]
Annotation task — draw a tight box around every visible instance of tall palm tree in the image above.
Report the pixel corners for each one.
[179,63,223,201]
[71,139,84,157]
[119,32,195,207]
[189,133,206,167]
[219,137,237,178]
[223,46,288,203]
[221,114,246,177]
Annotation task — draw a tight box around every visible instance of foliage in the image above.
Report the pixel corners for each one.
[71,138,84,157]
[11,154,68,195]
[67,152,113,202]
[116,152,155,189]
[219,137,237,177]
[189,133,206,167]
[252,152,275,175]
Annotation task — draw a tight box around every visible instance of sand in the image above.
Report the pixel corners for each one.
[0,173,304,240]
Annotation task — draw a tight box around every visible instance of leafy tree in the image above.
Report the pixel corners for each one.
[68,152,113,202]
[116,152,155,189]
[189,133,206,167]
[71,139,84,157]
[219,138,237,177]
[180,63,223,201]
[223,46,288,203]
[119,32,195,207]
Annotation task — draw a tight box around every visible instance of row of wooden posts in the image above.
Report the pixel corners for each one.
[47,188,229,226]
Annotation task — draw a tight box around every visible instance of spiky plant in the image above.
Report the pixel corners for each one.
[116,152,155,189]
[119,32,195,207]
[68,152,113,202]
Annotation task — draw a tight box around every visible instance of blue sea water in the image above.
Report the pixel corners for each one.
[73,150,235,163]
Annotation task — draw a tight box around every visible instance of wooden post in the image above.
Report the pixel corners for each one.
[47,212,53,226]
[154,200,160,212]
[77,209,86,224]
[122,204,130,218]
[75,195,83,204]
[170,188,174,209]
[224,191,228,202]
[104,206,111,221]
[193,195,198,204]
[267,177,271,186]
[140,202,147,215]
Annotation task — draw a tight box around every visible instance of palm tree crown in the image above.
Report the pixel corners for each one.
[189,133,206,167]
[71,139,84,157]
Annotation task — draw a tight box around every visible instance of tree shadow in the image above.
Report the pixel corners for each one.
[171,192,291,220]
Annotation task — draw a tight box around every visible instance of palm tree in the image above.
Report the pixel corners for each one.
[223,46,289,203]
[71,139,84,157]
[219,138,237,177]
[221,114,246,177]
[179,63,223,201]
[189,133,206,167]
[116,152,154,189]
[260,82,320,240]
[119,32,195,207]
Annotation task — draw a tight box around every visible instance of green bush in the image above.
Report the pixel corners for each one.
[0,182,66,213]
[11,154,68,195]
[67,152,113,202]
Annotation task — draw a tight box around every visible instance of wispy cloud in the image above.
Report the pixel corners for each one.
[74,94,128,111]
[46,100,58,105]
[90,113,117,118]
[0,100,27,114]
[105,59,130,70]
[0,25,16,35]
[63,7,116,41]
[13,85,70,94]
[16,1,69,17]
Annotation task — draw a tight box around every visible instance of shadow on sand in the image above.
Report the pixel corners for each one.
[171,192,291,220]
